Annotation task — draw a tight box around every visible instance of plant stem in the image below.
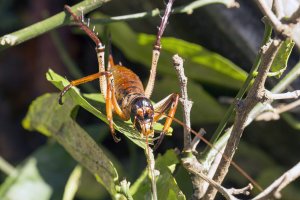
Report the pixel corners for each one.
[93,0,238,24]
[203,19,273,156]
[0,0,110,51]
[0,156,16,176]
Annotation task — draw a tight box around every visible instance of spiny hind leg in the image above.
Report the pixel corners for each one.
[144,0,175,98]
[153,93,179,150]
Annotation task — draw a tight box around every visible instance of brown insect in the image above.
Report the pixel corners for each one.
[59,2,178,148]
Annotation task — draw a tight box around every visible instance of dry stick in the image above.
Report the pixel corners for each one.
[255,0,290,37]
[276,99,300,114]
[282,5,300,24]
[145,146,158,200]
[173,54,203,199]
[253,162,300,200]
[173,54,193,151]
[204,39,284,200]
[272,0,284,20]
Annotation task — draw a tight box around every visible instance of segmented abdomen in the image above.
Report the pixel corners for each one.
[111,65,145,115]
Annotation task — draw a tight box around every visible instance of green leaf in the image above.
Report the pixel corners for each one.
[22,93,121,198]
[270,38,295,78]
[0,143,76,200]
[95,19,247,90]
[130,150,185,200]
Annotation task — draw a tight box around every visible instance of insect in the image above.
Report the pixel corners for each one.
[59,2,178,148]
[58,2,263,192]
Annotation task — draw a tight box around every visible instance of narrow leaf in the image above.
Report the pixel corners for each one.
[270,38,295,78]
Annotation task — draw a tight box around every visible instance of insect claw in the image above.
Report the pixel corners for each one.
[112,134,121,143]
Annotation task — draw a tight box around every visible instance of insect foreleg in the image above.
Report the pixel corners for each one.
[59,72,109,105]
[153,93,179,149]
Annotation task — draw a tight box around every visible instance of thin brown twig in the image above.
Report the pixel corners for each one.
[283,5,300,24]
[269,90,300,100]
[255,0,290,37]
[182,156,252,200]
[253,162,300,200]
[173,54,192,151]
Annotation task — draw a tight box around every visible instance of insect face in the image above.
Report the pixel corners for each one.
[131,97,154,137]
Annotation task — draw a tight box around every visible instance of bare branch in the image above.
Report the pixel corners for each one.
[268,90,300,100]
[182,156,252,200]
[276,99,300,114]
[145,146,158,200]
[173,54,193,151]
[228,184,253,196]
[255,0,291,37]
[253,162,300,200]
[283,5,300,24]
[272,0,284,19]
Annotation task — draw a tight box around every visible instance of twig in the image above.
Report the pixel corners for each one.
[173,54,192,151]
[269,90,300,100]
[272,0,284,19]
[204,38,284,200]
[145,146,158,200]
[0,0,110,51]
[191,129,206,152]
[276,99,300,114]
[255,0,290,37]
[283,5,300,24]
[182,156,253,200]
[173,54,203,199]
[253,162,300,200]
[93,0,238,24]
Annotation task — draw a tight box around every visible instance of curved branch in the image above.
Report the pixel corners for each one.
[0,0,110,51]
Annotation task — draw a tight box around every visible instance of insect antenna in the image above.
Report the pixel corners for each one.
[157,112,263,192]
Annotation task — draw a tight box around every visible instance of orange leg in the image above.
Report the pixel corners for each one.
[59,71,128,142]
[153,93,179,150]
[105,74,128,142]
[59,72,109,105]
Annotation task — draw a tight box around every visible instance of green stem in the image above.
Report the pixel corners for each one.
[0,0,110,51]
[93,0,237,24]
[0,156,16,176]
[203,19,272,155]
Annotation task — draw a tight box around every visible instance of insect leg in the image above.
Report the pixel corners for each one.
[105,74,128,142]
[153,93,179,149]
[59,72,109,105]
[144,0,175,98]
[64,5,107,99]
